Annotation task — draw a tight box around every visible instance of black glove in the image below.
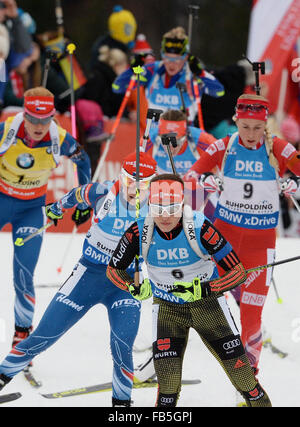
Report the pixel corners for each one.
[72,207,92,227]
[45,203,64,226]
[188,55,204,76]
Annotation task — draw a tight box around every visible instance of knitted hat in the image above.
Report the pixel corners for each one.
[108,5,137,47]
[133,34,153,55]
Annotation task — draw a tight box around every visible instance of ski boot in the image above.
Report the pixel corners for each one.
[0,374,12,391]
[112,397,132,407]
[12,326,32,349]
[12,326,33,368]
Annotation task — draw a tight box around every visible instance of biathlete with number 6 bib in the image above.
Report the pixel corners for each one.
[0,86,91,353]
[106,173,272,407]
[184,93,300,374]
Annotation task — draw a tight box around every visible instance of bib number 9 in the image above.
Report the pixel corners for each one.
[243,182,253,199]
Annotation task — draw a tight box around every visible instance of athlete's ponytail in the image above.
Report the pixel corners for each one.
[264,123,279,172]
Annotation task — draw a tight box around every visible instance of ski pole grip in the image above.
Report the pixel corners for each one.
[67,43,76,55]
[146,108,163,122]
[161,132,178,148]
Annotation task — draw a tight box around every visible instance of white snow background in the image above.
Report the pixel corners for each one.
[0,231,300,408]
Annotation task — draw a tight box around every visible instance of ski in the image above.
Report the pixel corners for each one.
[41,378,201,399]
[133,344,152,353]
[23,367,42,388]
[0,392,22,404]
[262,338,288,359]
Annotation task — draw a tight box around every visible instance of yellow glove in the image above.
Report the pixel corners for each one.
[129,279,152,301]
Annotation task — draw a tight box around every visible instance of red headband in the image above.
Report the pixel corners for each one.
[235,97,269,122]
[158,119,186,137]
[150,179,184,204]
[24,96,56,118]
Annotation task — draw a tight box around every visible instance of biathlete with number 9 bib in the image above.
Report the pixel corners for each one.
[107,173,272,407]
[184,93,300,374]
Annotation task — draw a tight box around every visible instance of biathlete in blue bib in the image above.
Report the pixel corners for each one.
[112,26,224,125]
[0,151,157,407]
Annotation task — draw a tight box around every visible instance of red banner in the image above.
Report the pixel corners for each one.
[248,0,300,116]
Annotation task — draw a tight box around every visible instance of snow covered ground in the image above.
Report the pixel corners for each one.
[0,231,300,408]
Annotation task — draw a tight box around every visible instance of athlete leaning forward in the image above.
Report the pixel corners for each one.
[107,173,272,407]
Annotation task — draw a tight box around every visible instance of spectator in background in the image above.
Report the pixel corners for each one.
[90,5,136,69]
[82,46,129,119]
[200,59,255,139]
[0,0,33,104]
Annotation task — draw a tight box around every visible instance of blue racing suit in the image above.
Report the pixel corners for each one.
[0,181,147,402]
[0,119,91,329]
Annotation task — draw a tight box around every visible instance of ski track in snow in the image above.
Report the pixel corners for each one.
[0,232,300,407]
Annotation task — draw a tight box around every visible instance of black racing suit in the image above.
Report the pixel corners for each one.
[107,218,272,407]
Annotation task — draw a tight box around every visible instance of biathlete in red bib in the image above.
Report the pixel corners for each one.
[185,93,300,373]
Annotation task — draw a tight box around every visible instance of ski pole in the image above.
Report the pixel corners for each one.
[187,5,205,130]
[56,43,78,274]
[132,65,144,288]
[141,108,163,152]
[176,82,188,115]
[193,78,205,130]
[55,0,64,37]
[91,75,136,183]
[56,143,107,274]
[14,221,54,247]
[66,43,77,139]
[245,255,300,274]
[290,195,300,214]
[56,75,135,274]
[169,255,300,293]
[161,132,178,175]
[187,4,200,52]
[42,51,57,88]
[271,276,283,304]
[243,56,265,96]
